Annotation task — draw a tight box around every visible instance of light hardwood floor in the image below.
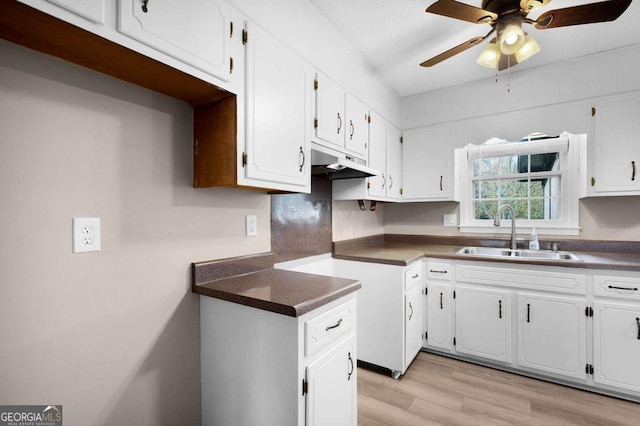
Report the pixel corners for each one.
[358,352,640,425]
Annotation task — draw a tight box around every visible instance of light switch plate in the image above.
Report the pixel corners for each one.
[246,215,257,237]
[443,214,457,227]
[73,217,101,253]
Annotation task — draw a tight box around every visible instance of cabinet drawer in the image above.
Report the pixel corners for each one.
[305,298,356,357]
[404,263,423,291]
[426,262,451,281]
[594,275,640,300]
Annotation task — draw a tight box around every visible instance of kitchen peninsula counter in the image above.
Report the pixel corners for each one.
[192,253,360,317]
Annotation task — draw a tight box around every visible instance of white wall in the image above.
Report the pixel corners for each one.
[332,201,384,242]
[385,44,640,241]
[0,40,271,425]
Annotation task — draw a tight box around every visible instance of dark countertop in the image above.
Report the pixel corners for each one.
[192,255,360,317]
[333,235,640,272]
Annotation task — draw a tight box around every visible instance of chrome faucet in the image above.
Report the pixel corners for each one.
[494,204,517,250]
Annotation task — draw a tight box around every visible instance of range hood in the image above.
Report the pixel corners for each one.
[311,144,380,180]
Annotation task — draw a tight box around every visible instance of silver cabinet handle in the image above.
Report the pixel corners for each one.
[389,175,393,190]
[440,293,443,310]
[632,161,636,181]
[440,175,443,191]
[349,120,355,140]
[142,0,149,12]
[409,302,414,320]
[337,113,342,134]
[499,300,502,319]
[636,318,640,340]
[429,269,447,274]
[608,285,638,291]
[412,273,419,279]
[325,318,342,331]
[381,173,386,189]
[347,352,354,381]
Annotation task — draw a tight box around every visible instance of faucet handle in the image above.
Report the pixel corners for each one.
[552,242,559,252]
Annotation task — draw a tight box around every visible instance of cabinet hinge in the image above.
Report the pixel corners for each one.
[367,181,370,189]
[313,79,318,90]
[367,114,371,123]
[230,22,234,38]
[365,142,367,149]
[585,306,594,317]
[242,152,247,168]
[591,177,596,187]
[591,107,596,117]
[453,337,456,346]
[400,188,403,195]
[585,364,594,375]
[425,287,428,295]
[453,290,456,299]
[242,29,248,45]
[230,57,234,73]
[313,118,318,129]
[302,379,308,396]
[424,332,428,340]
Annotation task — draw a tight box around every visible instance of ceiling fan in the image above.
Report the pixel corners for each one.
[420,0,632,70]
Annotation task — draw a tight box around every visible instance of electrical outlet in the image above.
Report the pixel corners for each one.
[73,217,101,253]
[246,215,257,237]
[443,214,457,227]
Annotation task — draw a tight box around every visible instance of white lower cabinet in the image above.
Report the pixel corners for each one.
[405,284,424,367]
[455,285,511,363]
[333,260,423,377]
[306,335,356,426]
[593,301,640,393]
[200,294,357,426]
[517,292,586,380]
[425,262,453,352]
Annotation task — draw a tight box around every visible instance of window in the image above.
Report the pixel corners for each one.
[457,133,584,235]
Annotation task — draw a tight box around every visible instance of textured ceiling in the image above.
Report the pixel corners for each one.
[307,0,640,97]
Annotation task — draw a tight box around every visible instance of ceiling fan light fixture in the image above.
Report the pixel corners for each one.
[477,41,500,69]
[515,34,541,63]
[499,23,526,55]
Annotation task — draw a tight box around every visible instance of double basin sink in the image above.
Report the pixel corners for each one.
[456,246,582,261]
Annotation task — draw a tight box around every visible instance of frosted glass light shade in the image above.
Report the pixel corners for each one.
[477,42,500,68]
[499,24,525,55]
[515,34,541,63]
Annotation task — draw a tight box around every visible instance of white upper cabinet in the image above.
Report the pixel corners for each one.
[118,0,233,82]
[345,94,369,158]
[313,73,369,161]
[402,125,453,201]
[588,91,640,196]
[46,0,105,23]
[385,123,402,200]
[243,22,312,192]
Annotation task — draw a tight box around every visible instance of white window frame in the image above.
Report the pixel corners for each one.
[456,133,584,236]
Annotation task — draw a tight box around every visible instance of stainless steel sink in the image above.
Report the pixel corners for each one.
[456,247,582,261]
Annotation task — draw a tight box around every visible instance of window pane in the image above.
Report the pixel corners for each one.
[500,179,529,198]
[531,198,561,219]
[474,200,498,219]
[474,180,499,199]
[499,155,519,175]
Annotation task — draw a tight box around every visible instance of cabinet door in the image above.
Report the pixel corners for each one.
[118,0,232,81]
[367,111,387,198]
[314,74,345,149]
[455,285,511,363]
[593,301,640,393]
[344,94,369,159]
[306,335,356,426]
[386,124,402,200]
[426,282,452,351]
[244,22,311,192]
[517,293,586,380]
[405,285,424,368]
[47,0,105,23]
[402,125,451,200]
[590,92,640,195]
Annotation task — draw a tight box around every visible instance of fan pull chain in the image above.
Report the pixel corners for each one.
[507,56,511,93]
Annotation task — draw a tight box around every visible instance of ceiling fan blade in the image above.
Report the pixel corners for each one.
[534,0,631,29]
[426,0,497,24]
[420,36,486,67]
